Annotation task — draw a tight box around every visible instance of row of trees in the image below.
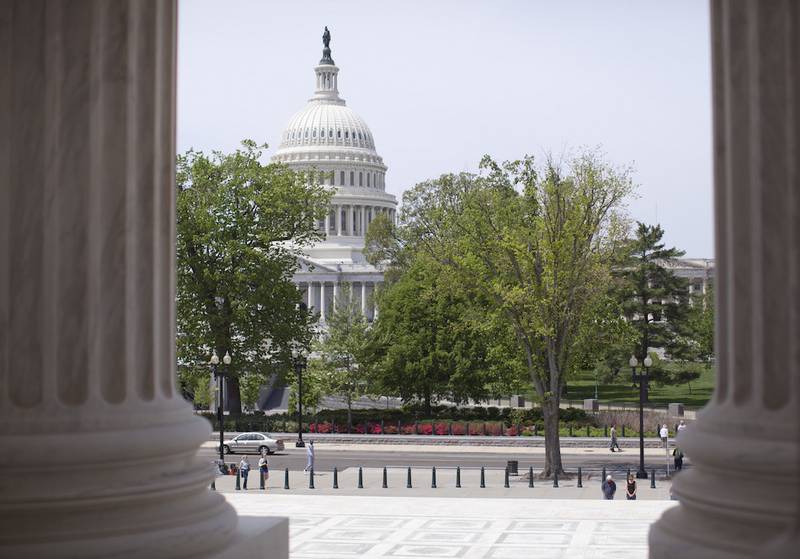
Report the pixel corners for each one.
[175,142,714,478]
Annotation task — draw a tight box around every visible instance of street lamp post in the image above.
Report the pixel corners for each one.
[292,342,307,448]
[630,354,652,479]
[212,350,232,463]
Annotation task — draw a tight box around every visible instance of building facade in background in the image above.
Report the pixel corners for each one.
[271,30,396,324]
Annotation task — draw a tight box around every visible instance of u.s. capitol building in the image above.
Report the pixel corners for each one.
[272,28,396,323]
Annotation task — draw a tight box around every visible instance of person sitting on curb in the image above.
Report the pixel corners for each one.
[602,474,617,500]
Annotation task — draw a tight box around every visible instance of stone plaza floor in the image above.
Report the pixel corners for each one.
[225,493,676,558]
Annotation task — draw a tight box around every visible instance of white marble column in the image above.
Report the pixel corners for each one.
[361,205,367,236]
[324,212,330,237]
[0,2,264,557]
[373,282,379,320]
[307,281,314,312]
[361,282,367,315]
[335,205,342,236]
[319,282,327,323]
[650,1,800,556]
[333,281,340,311]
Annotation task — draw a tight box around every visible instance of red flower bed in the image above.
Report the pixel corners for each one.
[383,424,399,434]
[369,423,383,434]
[353,424,366,434]
[505,425,519,436]
[434,422,449,435]
[450,422,466,436]
[401,423,417,434]
[468,422,485,436]
[418,422,433,435]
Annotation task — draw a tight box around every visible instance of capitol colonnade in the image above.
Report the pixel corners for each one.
[299,280,380,322]
[0,1,285,557]
[650,1,800,556]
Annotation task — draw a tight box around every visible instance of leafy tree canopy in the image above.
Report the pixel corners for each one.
[176,140,332,414]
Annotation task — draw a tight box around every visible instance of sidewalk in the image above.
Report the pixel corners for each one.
[210,431,679,449]
[213,466,674,500]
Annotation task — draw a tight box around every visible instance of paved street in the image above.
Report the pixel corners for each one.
[199,444,682,477]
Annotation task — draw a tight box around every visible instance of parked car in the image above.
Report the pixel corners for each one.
[221,432,284,455]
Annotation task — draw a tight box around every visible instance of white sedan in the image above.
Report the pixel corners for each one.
[222,432,284,455]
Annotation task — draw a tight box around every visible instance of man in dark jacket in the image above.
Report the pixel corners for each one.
[602,475,617,500]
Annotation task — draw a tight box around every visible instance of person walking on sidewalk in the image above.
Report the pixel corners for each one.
[609,425,621,452]
[258,452,269,490]
[626,473,637,500]
[673,446,684,471]
[304,441,315,473]
[677,420,687,435]
[660,424,669,447]
[602,475,617,500]
[239,456,251,490]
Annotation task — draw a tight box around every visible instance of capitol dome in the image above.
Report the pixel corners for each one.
[274,27,396,327]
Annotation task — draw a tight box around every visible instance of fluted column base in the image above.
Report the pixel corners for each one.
[649,405,798,558]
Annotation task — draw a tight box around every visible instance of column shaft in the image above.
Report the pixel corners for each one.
[319,282,327,323]
[0,2,237,557]
[650,2,800,556]
[361,282,367,315]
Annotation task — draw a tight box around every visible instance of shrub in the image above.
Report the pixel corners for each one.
[521,429,533,436]
[401,423,417,434]
[384,424,398,434]
[451,422,466,436]
[485,422,503,436]
[434,422,449,435]
[418,422,433,435]
[506,425,519,436]
[369,423,383,434]
[468,422,484,436]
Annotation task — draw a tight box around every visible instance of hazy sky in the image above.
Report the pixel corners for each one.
[178,0,713,257]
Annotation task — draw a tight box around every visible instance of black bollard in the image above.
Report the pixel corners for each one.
[407,466,412,488]
[604,425,608,437]
[431,467,437,488]
[260,469,265,490]
[577,467,583,488]
[601,466,606,483]
[358,467,363,489]
[553,471,559,488]
[622,425,626,437]
[480,466,486,488]
[333,467,339,489]
[235,469,241,491]
[456,466,461,488]
[382,467,388,489]
[211,479,216,491]
[651,470,656,489]
[284,467,290,490]
[587,425,591,437]
[528,466,534,488]
[309,467,315,489]
[504,467,510,488]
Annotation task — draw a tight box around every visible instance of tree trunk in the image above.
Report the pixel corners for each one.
[225,376,242,417]
[541,397,565,477]
[423,386,432,417]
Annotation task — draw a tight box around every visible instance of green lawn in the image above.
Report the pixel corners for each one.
[562,365,716,409]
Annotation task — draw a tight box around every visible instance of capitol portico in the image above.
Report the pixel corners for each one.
[272,28,395,323]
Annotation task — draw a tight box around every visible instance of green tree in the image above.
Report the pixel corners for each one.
[398,151,632,476]
[310,284,373,429]
[176,140,331,414]
[615,223,690,399]
[369,254,517,414]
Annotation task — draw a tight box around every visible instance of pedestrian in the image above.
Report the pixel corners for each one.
[304,441,315,472]
[660,424,669,447]
[609,425,621,452]
[602,474,617,500]
[673,446,684,471]
[258,452,269,490]
[626,473,637,500]
[677,420,687,435]
[239,456,251,490]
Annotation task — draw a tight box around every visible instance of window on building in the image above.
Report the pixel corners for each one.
[345,130,349,139]
[329,128,333,138]
[341,209,347,233]
[350,171,354,186]
[312,129,316,138]
[367,173,370,187]
[340,171,344,185]
[337,130,341,138]
[359,172,363,186]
